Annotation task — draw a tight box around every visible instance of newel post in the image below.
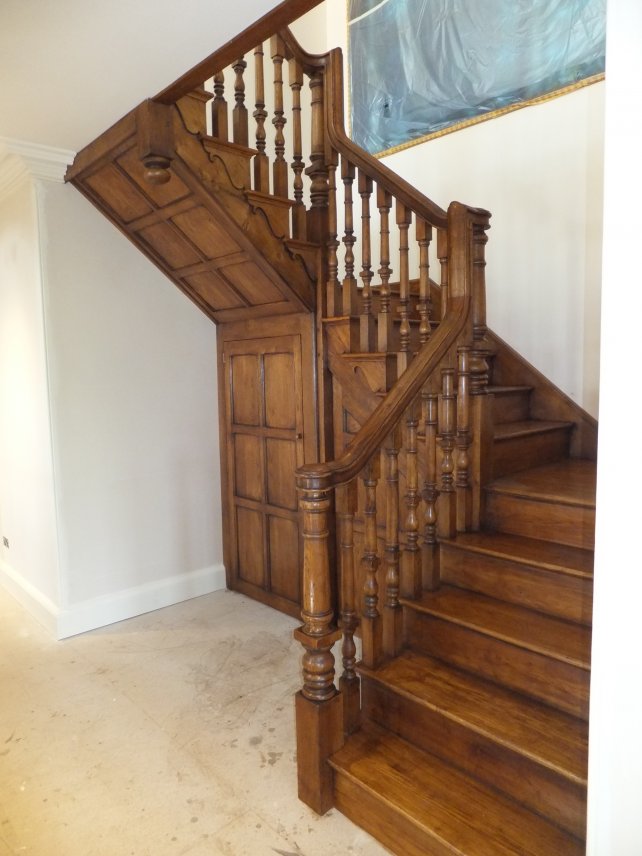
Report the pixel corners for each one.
[294,467,343,814]
[468,210,492,529]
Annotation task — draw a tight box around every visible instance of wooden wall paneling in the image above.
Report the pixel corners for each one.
[218,313,318,617]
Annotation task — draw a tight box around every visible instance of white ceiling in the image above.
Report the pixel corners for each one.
[0,0,280,153]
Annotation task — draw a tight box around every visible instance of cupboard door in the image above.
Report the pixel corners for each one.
[223,334,306,615]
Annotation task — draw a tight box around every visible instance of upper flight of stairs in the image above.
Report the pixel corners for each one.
[329,365,595,854]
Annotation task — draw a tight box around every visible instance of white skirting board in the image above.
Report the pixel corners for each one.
[0,559,226,639]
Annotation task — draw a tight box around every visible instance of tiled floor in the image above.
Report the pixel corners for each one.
[0,587,389,855]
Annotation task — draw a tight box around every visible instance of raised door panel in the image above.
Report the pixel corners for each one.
[221,321,315,618]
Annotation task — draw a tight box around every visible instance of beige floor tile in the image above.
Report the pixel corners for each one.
[0,588,390,856]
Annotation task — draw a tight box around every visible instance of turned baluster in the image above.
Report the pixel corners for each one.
[401,401,422,599]
[397,200,412,371]
[336,480,360,735]
[437,227,449,320]
[383,427,403,656]
[377,186,393,353]
[294,470,343,813]
[232,57,249,147]
[289,57,306,239]
[211,72,228,141]
[438,367,456,539]
[422,388,440,589]
[341,158,359,316]
[271,35,288,198]
[417,218,433,346]
[360,455,382,669]
[358,172,375,351]
[305,72,328,245]
[252,45,269,193]
[455,346,472,532]
[326,153,341,317]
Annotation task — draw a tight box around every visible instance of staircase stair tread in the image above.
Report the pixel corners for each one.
[446,531,594,578]
[403,586,591,668]
[487,459,596,508]
[493,419,573,440]
[330,724,584,856]
[359,650,587,783]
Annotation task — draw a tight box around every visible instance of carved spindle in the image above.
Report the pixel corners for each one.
[232,57,249,147]
[252,45,269,193]
[417,217,433,346]
[383,427,403,656]
[341,158,359,316]
[358,172,375,351]
[377,186,393,353]
[211,72,228,141]
[337,480,360,735]
[360,455,382,669]
[271,35,288,198]
[397,200,412,370]
[401,401,422,599]
[422,389,440,590]
[289,57,306,239]
[294,471,343,813]
[326,155,341,317]
[456,346,472,532]
[438,367,456,539]
[305,72,328,244]
[437,227,449,320]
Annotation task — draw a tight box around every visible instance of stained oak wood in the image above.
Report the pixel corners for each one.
[330,725,585,856]
[218,314,317,617]
[404,587,591,718]
[492,419,572,477]
[441,531,593,624]
[484,459,596,549]
[360,651,587,837]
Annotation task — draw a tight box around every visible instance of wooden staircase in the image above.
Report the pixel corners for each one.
[64,6,596,854]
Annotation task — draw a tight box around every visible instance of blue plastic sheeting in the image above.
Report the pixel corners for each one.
[348,0,606,154]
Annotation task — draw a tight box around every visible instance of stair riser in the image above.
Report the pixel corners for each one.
[484,492,595,549]
[405,610,590,719]
[440,544,593,625]
[492,390,531,424]
[333,773,448,856]
[362,678,587,839]
[492,429,570,478]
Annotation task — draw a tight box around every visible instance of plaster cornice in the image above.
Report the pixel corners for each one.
[0,137,75,184]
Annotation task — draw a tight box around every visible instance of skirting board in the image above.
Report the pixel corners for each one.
[0,559,226,640]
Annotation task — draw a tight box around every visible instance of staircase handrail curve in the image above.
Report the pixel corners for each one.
[296,283,469,492]
[279,27,449,231]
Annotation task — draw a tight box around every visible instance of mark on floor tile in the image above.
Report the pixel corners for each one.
[249,735,262,746]
[267,751,282,766]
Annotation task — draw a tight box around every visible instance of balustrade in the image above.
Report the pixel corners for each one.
[159,25,492,814]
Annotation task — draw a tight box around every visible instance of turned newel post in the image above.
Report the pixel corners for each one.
[468,209,492,529]
[294,468,343,814]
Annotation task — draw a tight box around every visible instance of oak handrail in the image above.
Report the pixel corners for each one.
[296,200,480,493]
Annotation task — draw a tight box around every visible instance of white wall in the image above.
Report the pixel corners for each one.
[0,151,223,638]
[38,181,223,637]
[587,0,642,851]
[0,170,61,625]
[324,0,603,417]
